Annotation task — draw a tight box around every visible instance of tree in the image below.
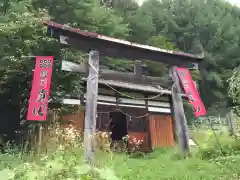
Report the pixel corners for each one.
[32,0,129,38]
[2,0,240,123]
[0,2,81,118]
[0,0,130,120]
[228,67,240,114]
[138,0,240,110]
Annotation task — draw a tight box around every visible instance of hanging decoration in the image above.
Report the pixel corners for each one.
[176,67,207,117]
[27,56,54,121]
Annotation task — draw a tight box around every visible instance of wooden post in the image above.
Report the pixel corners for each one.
[134,60,143,80]
[227,111,237,136]
[37,124,43,156]
[83,50,99,163]
[170,67,190,157]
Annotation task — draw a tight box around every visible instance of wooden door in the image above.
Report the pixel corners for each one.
[149,114,174,148]
[125,107,150,151]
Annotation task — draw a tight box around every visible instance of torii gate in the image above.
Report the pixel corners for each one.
[43,20,204,160]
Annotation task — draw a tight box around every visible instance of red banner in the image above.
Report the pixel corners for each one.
[176,67,207,117]
[27,56,54,121]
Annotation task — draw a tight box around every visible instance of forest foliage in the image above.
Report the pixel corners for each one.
[0,0,240,118]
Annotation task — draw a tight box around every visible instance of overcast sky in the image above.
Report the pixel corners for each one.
[229,0,240,6]
[137,0,240,6]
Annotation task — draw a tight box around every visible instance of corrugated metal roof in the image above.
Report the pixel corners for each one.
[81,77,171,94]
[98,79,171,94]
[85,78,186,97]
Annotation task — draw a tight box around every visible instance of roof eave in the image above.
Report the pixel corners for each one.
[43,20,204,66]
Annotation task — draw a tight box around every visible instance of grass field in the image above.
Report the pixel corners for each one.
[1,146,239,180]
[0,126,240,180]
[95,149,239,180]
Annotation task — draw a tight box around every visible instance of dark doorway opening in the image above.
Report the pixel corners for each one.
[109,111,127,149]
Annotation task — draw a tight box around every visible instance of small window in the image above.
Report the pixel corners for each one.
[97,112,110,131]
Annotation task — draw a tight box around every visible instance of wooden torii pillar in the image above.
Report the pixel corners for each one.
[170,67,190,156]
[84,50,99,162]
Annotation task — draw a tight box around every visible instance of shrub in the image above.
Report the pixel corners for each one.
[0,149,120,180]
[197,130,240,159]
[94,131,111,152]
[0,125,120,180]
[123,135,143,153]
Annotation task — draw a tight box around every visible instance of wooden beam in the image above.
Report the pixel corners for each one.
[45,21,203,66]
[61,60,172,87]
[61,60,87,73]
[58,35,202,66]
[170,67,190,157]
[134,60,143,80]
[83,50,99,163]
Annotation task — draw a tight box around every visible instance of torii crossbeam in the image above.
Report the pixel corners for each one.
[44,20,203,66]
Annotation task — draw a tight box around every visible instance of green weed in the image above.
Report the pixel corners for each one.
[0,125,240,180]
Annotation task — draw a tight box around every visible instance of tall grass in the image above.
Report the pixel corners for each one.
[0,121,120,180]
[0,118,240,180]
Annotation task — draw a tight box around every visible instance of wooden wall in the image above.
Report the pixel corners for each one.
[149,114,174,148]
[60,105,175,151]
